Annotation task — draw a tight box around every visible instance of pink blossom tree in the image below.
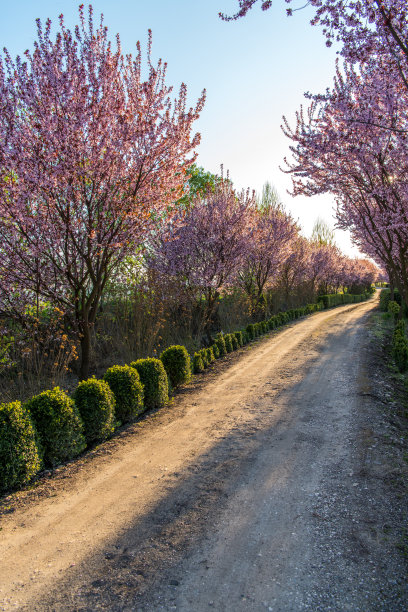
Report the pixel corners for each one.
[276,236,311,305]
[0,6,205,378]
[237,203,298,314]
[148,178,253,340]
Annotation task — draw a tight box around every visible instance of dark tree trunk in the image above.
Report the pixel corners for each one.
[79,324,91,381]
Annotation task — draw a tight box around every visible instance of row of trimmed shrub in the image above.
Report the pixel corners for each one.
[0,293,370,494]
[0,350,188,494]
[191,304,324,375]
[317,292,369,309]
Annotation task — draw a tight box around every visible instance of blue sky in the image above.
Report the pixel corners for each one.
[0,0,360,256]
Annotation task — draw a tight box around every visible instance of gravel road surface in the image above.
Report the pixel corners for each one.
[0,295,406,611]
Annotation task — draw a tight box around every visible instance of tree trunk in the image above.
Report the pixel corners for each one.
[79,324,91,381]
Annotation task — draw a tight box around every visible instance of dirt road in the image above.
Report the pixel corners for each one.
[1,296,407,610]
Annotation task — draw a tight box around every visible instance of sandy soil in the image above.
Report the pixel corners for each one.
[0,295,407,610]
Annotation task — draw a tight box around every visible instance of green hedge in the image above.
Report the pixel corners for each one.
[131,358,169,409]
[224,334,234,353]
[26,387,86,466]
[246,323,255,340]
[212,343,220,359]
[199,348,209,368]
[104,365,144,422]
[73,378,116,444]
[0,401,42,493]
[160,345,191,388]
[193,352,205,374]
[234,331,243,347]
[206,347,215,363]
[393,320,408,372]
[215,333,227,357]
[317,293,368,308]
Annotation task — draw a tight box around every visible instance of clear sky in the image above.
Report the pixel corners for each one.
[0,0,361,256]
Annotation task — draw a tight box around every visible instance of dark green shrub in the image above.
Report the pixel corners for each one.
[393,322,408,372]
[73,378,116,444]
[215,333,227,357]
[212,343,220,359]
[317,295,329,308]
[230,334,239,350]
[160,345,191,388]
[246,324,255,340]
[104,365,144,422]
[192,352,205,374]
[0,401,42,493]
[26,387,86,466]
[200,348,209,368]
[206,347,215,363]
[131,358,168,409]
[379,288,391,312]
[261,322,268,334]
[234,331,243,347]
[224,334,234,353]
[253,323,261,337]
[388,300,401,320]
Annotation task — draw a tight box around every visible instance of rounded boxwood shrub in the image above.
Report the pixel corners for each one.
[206,347,215,363]
[246,324,255,340]
[104,365,144,422]
[0,401,42,493]
[215,333,227,357]
[193,352,205,374]
[224,334,234,353]
[26,387,86,466]
[212,343,220,359]
[199,348,209,368]
[73,378,116,444]
[230,334,239,350]
[160,345,191,388]
[234,331,243,347]
[131,357,169,410]
[388,300,401,320]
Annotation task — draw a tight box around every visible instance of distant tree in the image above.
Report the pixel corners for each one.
[256,181,283,214]
[177,165,222,208]
[311,218,335,246]
[148,179,253,339]
[238,204,298,314]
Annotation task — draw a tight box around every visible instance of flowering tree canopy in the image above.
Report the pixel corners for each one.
[237,204,298,312]
[282,53,408,304]
[0,5,205,378]
[148,178,253,337]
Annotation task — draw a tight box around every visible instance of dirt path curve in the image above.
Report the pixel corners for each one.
[0,295,406,610]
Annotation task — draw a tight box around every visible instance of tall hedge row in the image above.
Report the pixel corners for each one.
[317,292,369,309]
[0,292,370,494]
